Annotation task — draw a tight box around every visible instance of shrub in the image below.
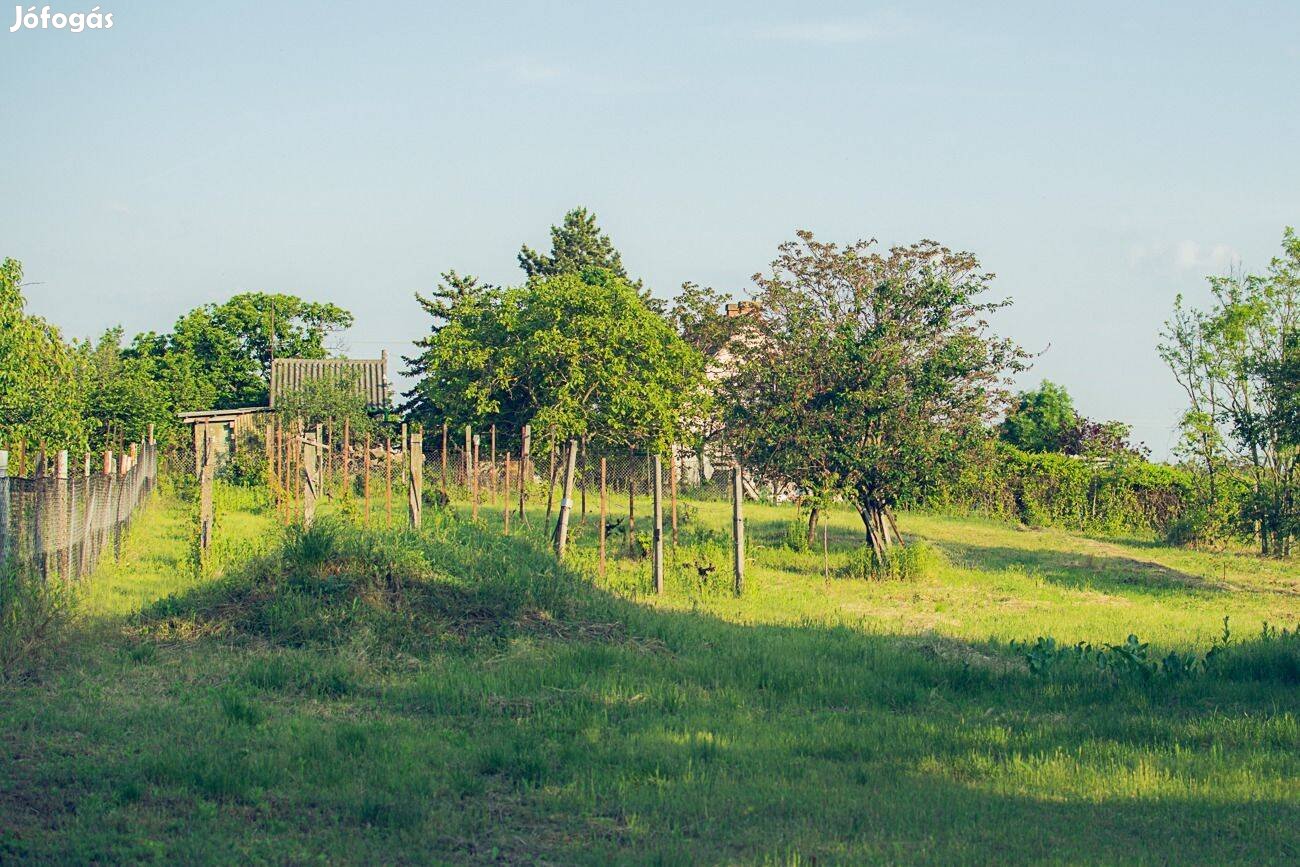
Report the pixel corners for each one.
[782,518,810,552]
[839,540,945,582]
[0,561,76,682]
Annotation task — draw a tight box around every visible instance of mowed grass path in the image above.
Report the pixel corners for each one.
[1,486,1297,863]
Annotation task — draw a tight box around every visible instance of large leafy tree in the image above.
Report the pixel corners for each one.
[1160,227,1300,556]
[127,292,353,410]
[78,327,176,450]
[403,269,705,452]
[724,232,1026,560]
[1000,381,1076,452]
[0,257,88,452]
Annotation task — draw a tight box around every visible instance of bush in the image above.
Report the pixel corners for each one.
[839,540,945,582]
[0,561,76,682]
[782,518,810,552]
[913,440,1198,538]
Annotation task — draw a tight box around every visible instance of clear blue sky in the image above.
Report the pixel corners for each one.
[3,1,1297,457]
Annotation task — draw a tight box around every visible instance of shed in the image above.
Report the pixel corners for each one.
[270,353,390,411]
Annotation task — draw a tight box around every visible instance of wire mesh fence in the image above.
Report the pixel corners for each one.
[0,443,159,581]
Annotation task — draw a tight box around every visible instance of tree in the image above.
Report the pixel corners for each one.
[403,269,706,452]
[670,282,738,358]
[724,232,1026,561]
[1160,228,1300,555]
[0,257,88,453]
[518,207,629,280]
[78,328,175,450]
[399,271,493,419]
[126,292,353,411]
[1000,381,1076,452]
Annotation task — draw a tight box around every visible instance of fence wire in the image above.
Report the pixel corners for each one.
[0,444,159,581]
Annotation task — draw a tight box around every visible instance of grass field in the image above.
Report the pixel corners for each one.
[1,482,1297,864]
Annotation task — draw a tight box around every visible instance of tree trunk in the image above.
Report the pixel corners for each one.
[806,506,820,549]
[856,497,901,562]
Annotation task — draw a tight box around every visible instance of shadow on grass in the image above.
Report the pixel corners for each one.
[3,516,1297,864]
[928,537,1228,597]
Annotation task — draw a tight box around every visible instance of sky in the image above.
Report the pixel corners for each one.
[3,0,1297,458]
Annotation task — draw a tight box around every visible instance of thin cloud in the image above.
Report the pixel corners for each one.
[1127,240,1240,272]
[752,18,904,44]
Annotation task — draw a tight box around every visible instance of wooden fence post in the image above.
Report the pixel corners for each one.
[518,424,531,523]
[199,424,215,554]
[554,439,578,560]
[598,457,607,577]
[385,437,393,527]
[302,431,320,526]
[463,424,472,493]
[545,436,557,523]
[652,453,664,594]
[490,424,497,505]
[342,418,351,488]
[732,462,745,595]
[407,427,423,530]
[363,432,372,525]
[440,421,449,498]
[472,432,481,520]
[502,454,511,534]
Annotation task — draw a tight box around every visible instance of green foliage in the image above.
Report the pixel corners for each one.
[1160,227,1300,555]
[0,257,88,452]
[839,540,945,581]
[0,560,76,682]
[1010,618,1299,685]
[517,206,629,281]
[1000,380,1076,452]
[403,269,706,452]
[127,291,353,413]
[724,232,1027,555]
[273,373,376,437]
[782,518,811,552]
[916,439,1196,536]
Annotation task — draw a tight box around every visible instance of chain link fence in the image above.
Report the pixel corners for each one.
[0,444,159,581]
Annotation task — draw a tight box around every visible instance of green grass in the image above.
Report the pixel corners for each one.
[0,484,1297,864]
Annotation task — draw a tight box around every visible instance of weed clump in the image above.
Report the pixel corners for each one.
[839,540,945,581]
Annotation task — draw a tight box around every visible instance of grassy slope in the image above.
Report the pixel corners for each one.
[0,488,1297,864]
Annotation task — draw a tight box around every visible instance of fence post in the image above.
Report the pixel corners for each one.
[627,451,636,556]
[199,424,215,554]
[518,424,530,523]
[503,454,511,534]
[463,424,472,495]
[670,445,678,548]
[0,450,9,567]
[598,457,607,577]
[732,462,745,595]
[385,436,393,527]
[363,432,372,525]
[490,424,497,505]
[554,439,578,560]
[57,451,71,580]
[302,431,319,526]
[472,433,481,520]
[407,426,423,530]
[652,453,664,594]
[440,421,448,498]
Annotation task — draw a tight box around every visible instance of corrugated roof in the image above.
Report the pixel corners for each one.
[270,354,390,410]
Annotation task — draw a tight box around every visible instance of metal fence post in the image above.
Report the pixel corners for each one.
[0,450,9,566]
[652,453,664,594]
